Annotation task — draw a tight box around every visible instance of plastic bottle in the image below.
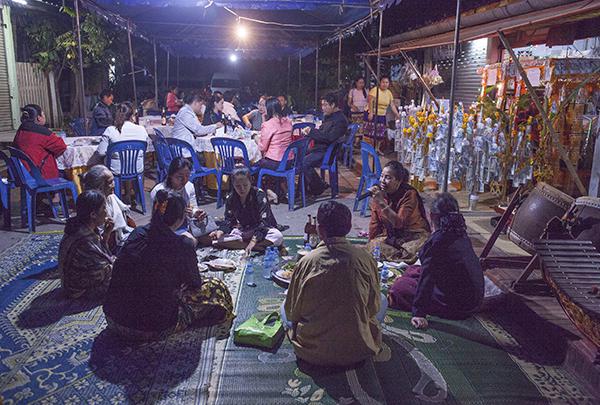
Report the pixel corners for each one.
[245,260,256,287]
[380,264,390,284]
[304,243,312,252]
[372,244,381,262]
[263,248,273,279]
[271,247,280,272]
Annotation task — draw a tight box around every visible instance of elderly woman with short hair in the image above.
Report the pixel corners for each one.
[82,165,134,251]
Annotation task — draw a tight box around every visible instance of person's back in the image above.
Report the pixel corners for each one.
[284,201,382,367]
[96,102,148,174]
[103,223,200,332]
[13,104,66,180]
[418,227,483,313]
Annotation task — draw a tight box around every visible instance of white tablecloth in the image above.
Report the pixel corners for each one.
[145,124,262,162]
[57,136,102,170]
[57,125,262,171]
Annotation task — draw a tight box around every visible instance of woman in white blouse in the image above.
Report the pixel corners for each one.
[96,102,149,174]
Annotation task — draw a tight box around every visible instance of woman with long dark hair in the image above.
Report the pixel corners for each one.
[58,190,115,299]
[103,189,235,340]
[202,93,225,125]
[95,102,148,175]
[257,97,293,201]
[210,167,283,256]
[367,160,430,262]
[13,104,67,180]
[388,193,484,329]
[150,157,209,245]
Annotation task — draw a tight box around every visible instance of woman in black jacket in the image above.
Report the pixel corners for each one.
[388,193,484,329]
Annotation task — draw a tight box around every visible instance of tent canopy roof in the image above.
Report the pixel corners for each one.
[87,0,374,59]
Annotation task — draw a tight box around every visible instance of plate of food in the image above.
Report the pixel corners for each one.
[272,261,296,286]
[206,258,237,272]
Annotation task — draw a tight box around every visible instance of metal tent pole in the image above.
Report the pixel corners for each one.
[287,56,291,95]
[315,41,319,108]
[74,0,87,132]
[298,52,302,90]
[337,34,342,87]
[374,8,383,153]
[442,0,461,192]
[127,20,138,107]
[166,51,170,87]
[153,40,158,107]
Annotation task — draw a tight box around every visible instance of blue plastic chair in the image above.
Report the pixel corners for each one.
[150,129,173,183]
[257,138,308,211]
[341,124,360,168]
[0,150,17,229]
[292,122,315,140]
[319,140,344,198]
[8,147,78,232]
[105,140,147,214]
[70,118,87,136]
[354,141,382,217]
[165,138,218,197]
[210,137,260,208]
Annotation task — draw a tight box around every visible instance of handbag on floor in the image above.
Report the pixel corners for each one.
[233,311,284,349]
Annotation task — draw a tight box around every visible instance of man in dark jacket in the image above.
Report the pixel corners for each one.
[302,93,348,196]
[92,89,115,135]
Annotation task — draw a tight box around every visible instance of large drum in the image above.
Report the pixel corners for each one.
[507,182,574,254]
[567,196,600,251]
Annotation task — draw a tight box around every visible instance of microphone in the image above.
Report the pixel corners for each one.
[357,191,372,201]
[357,185,381,201]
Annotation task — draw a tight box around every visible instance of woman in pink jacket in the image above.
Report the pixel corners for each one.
[258,97,293,202]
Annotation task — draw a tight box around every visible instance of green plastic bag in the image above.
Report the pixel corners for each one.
[233,311,284,349]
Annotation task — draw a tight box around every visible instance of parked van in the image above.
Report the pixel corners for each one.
[210,73,241,94]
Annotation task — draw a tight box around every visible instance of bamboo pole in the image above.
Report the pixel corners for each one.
[497,30,587,195]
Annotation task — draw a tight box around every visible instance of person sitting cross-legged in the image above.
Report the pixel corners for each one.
[283,201,384,368]
[388,193,484,330]
[102,190,235,341]
[209,167,284,256]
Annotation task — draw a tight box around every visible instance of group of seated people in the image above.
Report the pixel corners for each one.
[56,145,483,369]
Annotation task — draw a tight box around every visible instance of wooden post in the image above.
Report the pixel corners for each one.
[127,20,137,107]
[287,56,291,95]
[374,9,383,149]
[176,55,180,87]
[74,0,87,130]
[442,0,461,192]
[498,30,587,196]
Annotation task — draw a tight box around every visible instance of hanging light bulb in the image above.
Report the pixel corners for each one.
[229,53,238,63]
[236,24,248,40]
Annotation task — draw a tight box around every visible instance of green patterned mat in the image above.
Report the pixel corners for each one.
[212,237,593,405]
